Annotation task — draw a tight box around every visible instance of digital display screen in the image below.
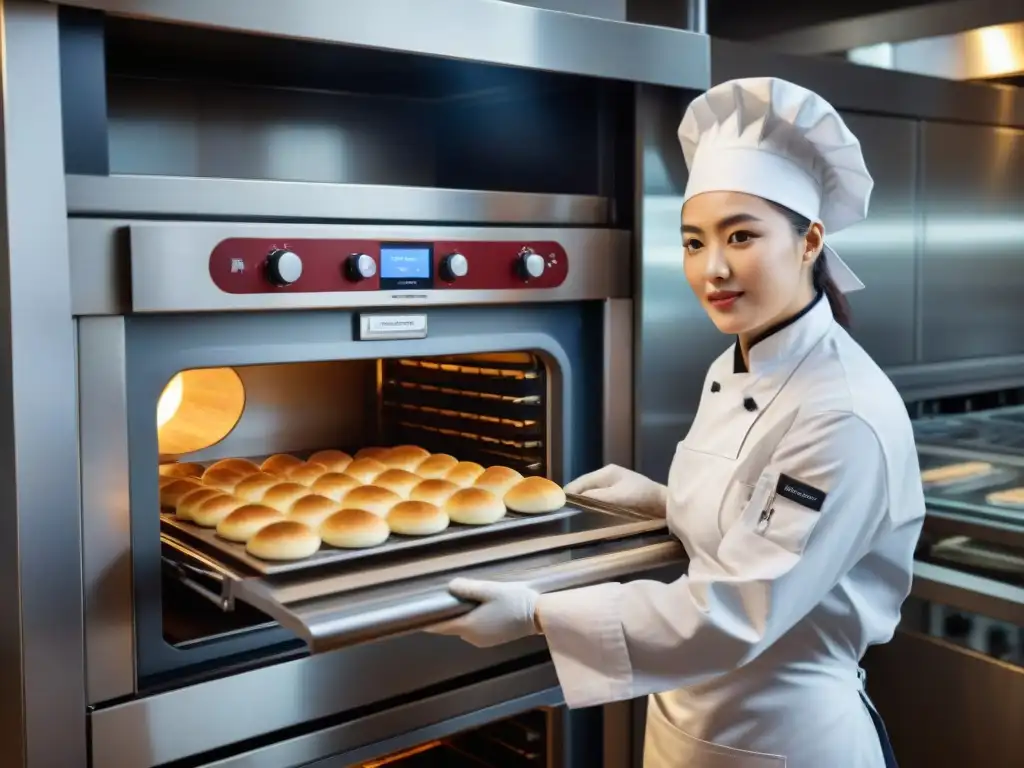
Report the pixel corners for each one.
[380,246,431,280]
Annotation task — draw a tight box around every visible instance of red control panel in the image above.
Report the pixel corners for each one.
[209,238,569,294]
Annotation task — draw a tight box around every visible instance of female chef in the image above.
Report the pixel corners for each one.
[429,78,926,768]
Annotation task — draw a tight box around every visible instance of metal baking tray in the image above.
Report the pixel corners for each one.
[161,504,581,576]
[914,413,1024,456]
[919,450,1024,525]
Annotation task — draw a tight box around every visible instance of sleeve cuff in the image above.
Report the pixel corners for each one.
[537,583,634,708]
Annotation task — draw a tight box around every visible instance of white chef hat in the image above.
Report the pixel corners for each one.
[678,77,874,293]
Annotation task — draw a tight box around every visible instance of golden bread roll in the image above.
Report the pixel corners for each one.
[354,446,390,461]
[444,487,506,525]
[261,482,312,513]
[344,457,388,484]
[201,466,249,493]
[445,461,486,487]
[207,457,260,475]
[985,487,1024,507]
[286,462,329,486]
[374,469,422,498]
[159,475,178,489]
[245,520,321,561]
[288,494,342,528]
[409,478,460,506]
[215,504,285,543]
[260,453,304,476]
[160,477,202,508]
[387,500,449,536]
[191,494,246,528]
[920,461,993,485]
[503,476,566,514]
[321,509,390,549]
[159,462,205,479]
[310,472,362,502]
[415,453,459,479]
[234,472,282,502]
[474,466,525,497]
[307,449,353,473]
[381,445,431,472]
[175,487,224,520]
[342,485,402,517]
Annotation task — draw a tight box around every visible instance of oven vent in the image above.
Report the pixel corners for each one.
[381,354,546,476]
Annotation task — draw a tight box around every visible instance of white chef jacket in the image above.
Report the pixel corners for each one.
[538,295,925,767]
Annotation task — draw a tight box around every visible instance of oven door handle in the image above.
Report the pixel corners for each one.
[234,538,687,653]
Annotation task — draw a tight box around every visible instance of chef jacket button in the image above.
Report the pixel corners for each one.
[710,381,721,393]
[743,396,758,412]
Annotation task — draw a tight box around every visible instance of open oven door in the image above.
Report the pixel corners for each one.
[162,494,686,653]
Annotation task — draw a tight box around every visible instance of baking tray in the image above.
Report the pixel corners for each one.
[161,503,582,575]
[919,452,1024,525]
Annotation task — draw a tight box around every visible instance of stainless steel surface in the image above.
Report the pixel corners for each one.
[888,354,1024,403]
[912,560,1024,627]
[79,317,136,704]
[0,2,86,765]
[51,0,711,90]
[66,174,613,225]
[201,666,562,768]
[863,629,1024,768]
[125,223,629,313]
[234,538,682,652]
[89,632,552,768]
[925,509,1024,553]
[162,504,583,576]
[710,37,1024,129]
[685,0,706,34]
[919,121,1024,363]
[603,299,634,470]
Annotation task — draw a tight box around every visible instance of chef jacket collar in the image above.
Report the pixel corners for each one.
[732,292,830,375]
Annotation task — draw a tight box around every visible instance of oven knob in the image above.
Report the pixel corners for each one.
[346,253,377,282]
[265,248,303,286]
[440,252,469,282]
[518,249,546,280]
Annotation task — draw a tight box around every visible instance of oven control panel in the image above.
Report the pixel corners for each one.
[209,239,569,294]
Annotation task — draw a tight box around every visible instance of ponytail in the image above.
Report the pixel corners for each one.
[765,200,852,329]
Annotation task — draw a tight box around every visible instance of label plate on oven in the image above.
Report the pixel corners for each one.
[357,313,428,341]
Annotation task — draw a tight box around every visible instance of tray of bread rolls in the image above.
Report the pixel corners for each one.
[918,449,1024,524]
[158,445,581,576]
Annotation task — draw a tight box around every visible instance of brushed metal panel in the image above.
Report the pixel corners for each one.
[830,113,917,367]
[919,121,1024,362]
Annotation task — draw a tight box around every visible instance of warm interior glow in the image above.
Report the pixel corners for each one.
[979,26,1016,73]
[156,367,246,458]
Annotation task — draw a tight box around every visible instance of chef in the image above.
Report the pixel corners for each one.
[429,78,925,768]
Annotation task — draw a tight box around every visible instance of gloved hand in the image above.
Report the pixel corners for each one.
[426,578,540,648]
[564,464,667,518]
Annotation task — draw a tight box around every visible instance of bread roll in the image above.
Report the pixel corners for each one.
[261,453,304,476]
[474,466,524,497]
[354,446,390,461]
[409,478,460,506]
[159,462,205,479]
[503,476,566,514]
[382,445,431,472]
[342,485,402,517]
[986,487,1024,507]
[321,509,390,549]
[234,472,282,502]
[288,494,342,527]
[245,521,321,561]
[201,466,249,493]
[387,500,449,536]
[216,504,285,543]
[175,487,224,520]
[261,482,312,513]
[191,494,246,528]
[286,462,329,486]
[920,461,993,485]
[310,472,361,502]
[344,457,388,484]
[159,474,179,489]
[308,449,353,473]
[374,469,422,498]
[160,477,204,508]
[445,461,486,487]
[207,457,260,475]
[444,487,506,525]
[415,453,458,479]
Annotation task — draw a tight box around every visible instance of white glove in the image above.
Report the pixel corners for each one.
[564,464,667,518]
[426,578,539,648]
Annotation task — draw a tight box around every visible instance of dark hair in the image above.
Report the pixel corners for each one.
[765,201,852,328]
